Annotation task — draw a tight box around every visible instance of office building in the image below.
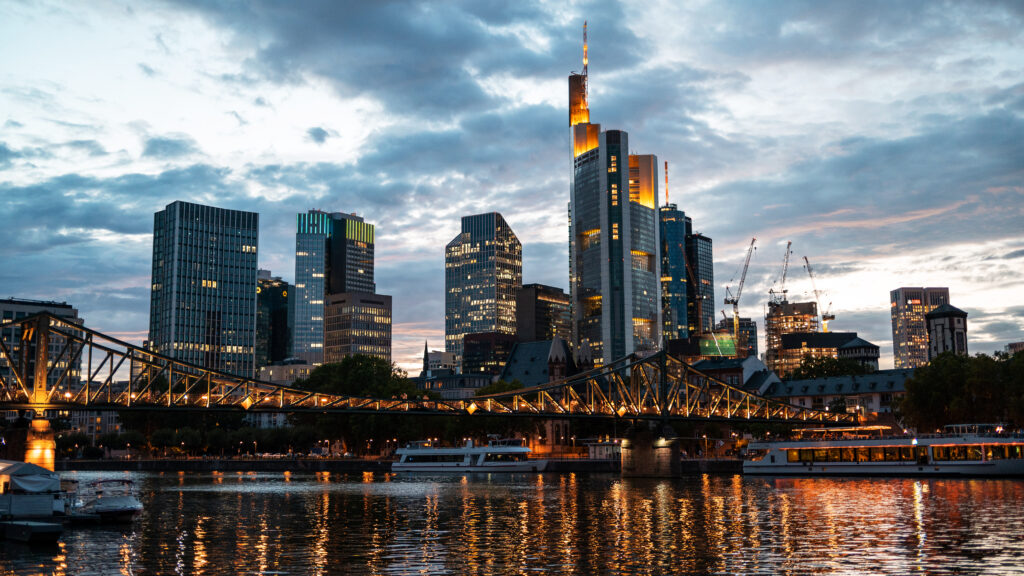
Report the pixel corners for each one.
[516,284,572,343]
[148,201,258,377]
[324,292,392,362]
[926,304,968,360]
[685,233,714,336]
[462,331,518,376]
[660,204,691,341]
[0,298,83,392]
[569,36,661,365]
[445,212,522,364]
[293,210,376,365]
[890,287,949,369]
[764,301,819,375]
[256,270,291,369]
[775,332,879,378]
[715,316,758,358]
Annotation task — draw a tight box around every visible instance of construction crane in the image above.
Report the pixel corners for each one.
[723,238,756,346]
[803,256,835,332]
[768,241,792,305]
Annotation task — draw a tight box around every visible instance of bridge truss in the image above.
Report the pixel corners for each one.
[0,313,852,424]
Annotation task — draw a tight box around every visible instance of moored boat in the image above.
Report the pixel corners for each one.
[79,479,143,522]
[744,424,1024,476]
[393,438,547,473]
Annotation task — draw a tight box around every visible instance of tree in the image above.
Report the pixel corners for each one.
[788,355,868,380]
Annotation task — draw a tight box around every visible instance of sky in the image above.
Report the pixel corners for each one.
[1,0,1022,374]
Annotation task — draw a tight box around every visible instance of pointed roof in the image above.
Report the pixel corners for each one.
[548,336,569,363]
[926,303,968,318]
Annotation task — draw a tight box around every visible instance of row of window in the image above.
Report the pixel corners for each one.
[786,444,1024,463]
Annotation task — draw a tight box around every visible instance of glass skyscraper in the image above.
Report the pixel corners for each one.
[445,212,522,364]
[659,204,691,341]
[891,287,949,368]
[685,233,715,336]
[293,210,376,365]
[569,57,661,365]
[256,270,291,369]
[148,201,259,377]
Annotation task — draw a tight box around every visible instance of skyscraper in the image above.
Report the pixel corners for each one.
[256,270,291,369]
[890,287,949,368]
[148,201,258,377]
[660,203,691,341]
[0,298,83,391]
[324,292,392,362]
[293,210,376,365]
[685,232,714,336]
[445,212,522,364]
[569,29,661,365]
[764,301,818,375]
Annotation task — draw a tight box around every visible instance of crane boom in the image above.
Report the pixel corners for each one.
[724,237,756,353]
[803,256,834,332]
[769,241,792,304]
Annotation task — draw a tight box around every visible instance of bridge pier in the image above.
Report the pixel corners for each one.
[620,423,680,478]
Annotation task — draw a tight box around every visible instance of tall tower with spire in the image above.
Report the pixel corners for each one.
[568,23,661,366]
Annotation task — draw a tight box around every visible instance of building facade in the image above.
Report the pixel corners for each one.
[256,270,291,370]
[715,316,758,358]
[925,304,968,360]
[569,57,661,366]
[890,287,949,369]
[685,233,714,336]
[775,332,879,378]
[764,301,819,375]
[444,212,522,364]
[149,201,258,377]
[660,204,691,341]
[762,369,913,417]
[324,292,392,363]
[516,284,572,343]
[462,331,518,376]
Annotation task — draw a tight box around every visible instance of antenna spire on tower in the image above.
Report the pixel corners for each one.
[583,21,588,106]
[664,160,669,206]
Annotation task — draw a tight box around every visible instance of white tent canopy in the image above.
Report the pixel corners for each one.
[0,460,60,493]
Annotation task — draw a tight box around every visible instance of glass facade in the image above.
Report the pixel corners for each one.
[293,210,376,365]
[445,212,522,364]
[891,287,949,368]
[516,284,572,343]
[685,233,715,337]
[715,316,758,358]
[324,292,391,362]
[0,299,83,392]
[256,271,291,370]
[764,301,819,375]
[148,201,258,377]
[660,204,691,341]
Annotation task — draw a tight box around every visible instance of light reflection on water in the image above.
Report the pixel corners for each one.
[1,472,1023,575]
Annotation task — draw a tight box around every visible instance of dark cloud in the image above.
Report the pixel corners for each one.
[1001,249,1024,260]
[306,127,329,144]
[138,63,156,77]
[142,135,199,158]
[4,119,23,128]
[62,139,107,157]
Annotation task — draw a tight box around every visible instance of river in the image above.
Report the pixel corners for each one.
[3,471,1023,575]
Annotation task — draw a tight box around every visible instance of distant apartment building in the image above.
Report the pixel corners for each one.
[890,287,949,369]
[774,332,879,378]
[926,304,968,360]
[324,292,392,362]
[293,210,377,365]
[148,201,258,377]
[256,270,292,369]
[516,284,571,343]
[445,212,522,365]
[764,301,819,375]
[259,359,314,386]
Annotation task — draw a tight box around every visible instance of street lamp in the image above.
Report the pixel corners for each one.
[702,434,708,458]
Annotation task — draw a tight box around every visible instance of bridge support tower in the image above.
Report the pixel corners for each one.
[620,423,681,478]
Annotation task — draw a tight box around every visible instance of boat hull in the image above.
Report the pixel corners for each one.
[392,460,548,473]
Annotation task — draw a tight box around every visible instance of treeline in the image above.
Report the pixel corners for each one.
[900,351,1024,431]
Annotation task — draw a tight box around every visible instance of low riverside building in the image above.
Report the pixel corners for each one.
[761,368,914,418]
[689,356,780,392]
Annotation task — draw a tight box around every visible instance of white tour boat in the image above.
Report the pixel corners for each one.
[393,438,547,473]
[744,424,1024,476]
[79,479,143,522]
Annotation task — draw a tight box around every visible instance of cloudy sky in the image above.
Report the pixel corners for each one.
[2,0,1022,373]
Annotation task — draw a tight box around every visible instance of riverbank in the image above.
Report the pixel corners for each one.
[56,457,631,474]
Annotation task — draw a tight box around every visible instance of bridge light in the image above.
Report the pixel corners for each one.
[466,402,478,415]
[616,405,627,418]
[63,392,71,399]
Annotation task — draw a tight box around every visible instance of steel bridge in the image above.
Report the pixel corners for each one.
[0,313,852,424]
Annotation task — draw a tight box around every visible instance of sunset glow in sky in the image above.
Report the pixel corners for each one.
[2,1,1022,373]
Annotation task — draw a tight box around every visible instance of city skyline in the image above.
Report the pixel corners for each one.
[1,2,1022,374]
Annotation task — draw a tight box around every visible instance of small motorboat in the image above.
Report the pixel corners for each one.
[79,479,143,522]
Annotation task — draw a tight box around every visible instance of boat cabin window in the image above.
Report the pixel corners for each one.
[403,455,466,463]
[933,444,1023,461]
[788,446,928,463]
[483,453,527,462]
